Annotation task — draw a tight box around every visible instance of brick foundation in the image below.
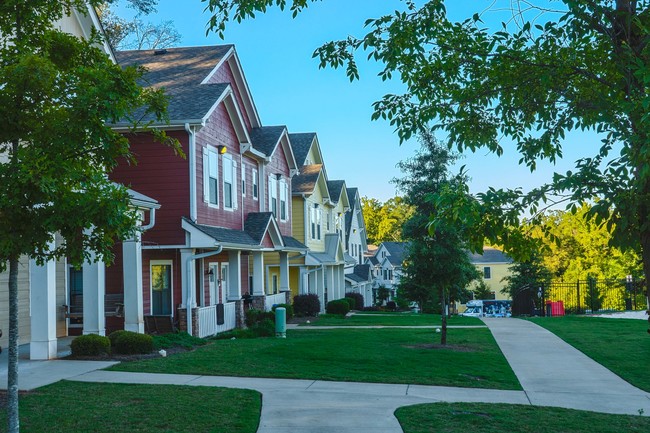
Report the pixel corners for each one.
[177,307,199,337]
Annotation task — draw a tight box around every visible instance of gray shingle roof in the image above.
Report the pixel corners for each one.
[354,264,371,281]
[249,126,287,157]
[327,180,345,204]
[382,242,409,266]
[115,45,233,124]
[283,236,307,250]
[289,132,316,166]
[244,212,273,244]
[183,218,258,246]
[292,164,322,195]
[469,247,512,264]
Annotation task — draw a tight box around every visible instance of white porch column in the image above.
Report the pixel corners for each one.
[180,248,196,308]
[228,250,242,301]
[252,251,265,296]
[279,252,290,293]
[29,241,57,360]
[122,232,144,333]
[307,268,316,295]
[317,268,325,312]
[83,252,106,336]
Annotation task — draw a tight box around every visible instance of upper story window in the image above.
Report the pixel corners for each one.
[310,204,321,240]
[269,175,278,217]
[252,168,259,200]
[203,147,219,207]
[279,179,288,221]
[241,164,246,197]
[223,155,237,210]
[483,266,491,279]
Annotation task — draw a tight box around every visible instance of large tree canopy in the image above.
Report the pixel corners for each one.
[203,0,650,310]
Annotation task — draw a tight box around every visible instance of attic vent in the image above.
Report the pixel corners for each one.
[154,49,168,55]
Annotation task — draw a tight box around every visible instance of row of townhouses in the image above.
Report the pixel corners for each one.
[0,5,372,359]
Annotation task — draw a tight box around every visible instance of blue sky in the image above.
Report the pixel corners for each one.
[114,0,602,202]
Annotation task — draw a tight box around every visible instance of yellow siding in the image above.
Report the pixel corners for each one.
[289,269,300,299]
[292,198,305,243]
[472,263,513,300]
[305,146,323,165]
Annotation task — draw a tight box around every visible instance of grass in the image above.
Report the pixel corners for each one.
[395,403,650,433]
[306,313,483,326]
[109,328,521,390]
[0,381,260,433]
[528,316,650,392]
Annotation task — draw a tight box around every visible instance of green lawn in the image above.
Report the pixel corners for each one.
[0,381,260,433]
[528,316,650,392]
[396,403,650,433]
[304,313,484,327]
[109,328,520,390]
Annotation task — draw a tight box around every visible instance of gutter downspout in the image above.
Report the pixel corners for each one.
[185,123,197,221]
[186,247,223,336]
[140,208,157,232]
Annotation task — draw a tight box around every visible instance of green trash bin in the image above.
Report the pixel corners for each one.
[275,307,286,338]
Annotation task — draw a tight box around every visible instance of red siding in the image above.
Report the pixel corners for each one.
[242,156,261,215]
[207,60,252,130]
[110,131,190,246]
[261,232,274,249]
[196,103,245,229]
[265,143,293,236]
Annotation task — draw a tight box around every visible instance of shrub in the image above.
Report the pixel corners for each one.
[245,309,263,328]
[71,334,110,357]
[345,292,364,310]
[272,303,294,320]
[394,297,410,310]
[293,294,321,317]
[386,301,397,311]
[112,331,154,355]
[326,299,350,315]
[108,330,129,348]
[363,306,381,312]
[153,332,206,350]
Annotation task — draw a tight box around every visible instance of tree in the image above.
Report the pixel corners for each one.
[472,279,495,300]
[203,0,650,334]
[98,0,181,50]
[0,2,175,431]
[395,131,479,344]
[361,196,413,244]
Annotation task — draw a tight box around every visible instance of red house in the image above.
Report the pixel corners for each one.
[108,46,304,336]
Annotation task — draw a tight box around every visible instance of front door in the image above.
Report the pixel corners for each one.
[151,263,172,315]
[68,267,83,329]
[220,263,229,302]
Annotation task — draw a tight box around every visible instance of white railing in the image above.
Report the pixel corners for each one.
[197,302,237,338]
[264,293,287,311]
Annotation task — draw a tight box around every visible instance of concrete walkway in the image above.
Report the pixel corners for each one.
[3,318,650,432]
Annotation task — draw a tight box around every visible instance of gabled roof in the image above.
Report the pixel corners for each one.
[380,242,409,267]
[114,45,259,129]
[469,247,512,264]
[283,236,308,251]
[288,132,317,166]
[249,125,286,157]
[367,256,380,266]
[182,214,285,249]
[327,180,345,204]
[292,164,324,195]
[126,187,160,210]
[183,218,258,247]
[354,264,372,281]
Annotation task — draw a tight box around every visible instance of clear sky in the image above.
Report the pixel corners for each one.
[113,0,604,202]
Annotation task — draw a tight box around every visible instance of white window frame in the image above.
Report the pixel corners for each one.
[241,163,247,198]
[279,179,288,221]
[269,175,278,218]
[150,260,173,316]
[316,208,322,240]
[203,147,219,208]
[310,205,317,240]
[252,168,259,200]
[223,154,237,211]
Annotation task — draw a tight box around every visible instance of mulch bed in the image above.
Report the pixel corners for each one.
[64,345,192,362]
[287,316,320,325]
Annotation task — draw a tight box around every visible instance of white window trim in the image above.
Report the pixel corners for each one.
[252,168,259,200]
[279,179,288,222]
[222,154,237,212]
[241,163,247,198]
[150,260,173,316]
[203,146,220,209]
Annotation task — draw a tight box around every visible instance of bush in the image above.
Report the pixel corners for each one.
[363,306,381,312]
[386,301,397,311]
[112,331,154,355]
[345,292,364,310]
[153,332,206,350]
[326,299,350,315]
[71,334,110,357]
[108,330,129,348]
[272,303,294,320]
[394,297,410,310]
[246,308,275,328]
[343,297,356,310]
[293,294,321,317]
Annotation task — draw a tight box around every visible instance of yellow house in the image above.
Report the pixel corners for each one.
[468,247,513,301]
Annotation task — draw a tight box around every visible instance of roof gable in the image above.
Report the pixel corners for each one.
[469,247,512,264]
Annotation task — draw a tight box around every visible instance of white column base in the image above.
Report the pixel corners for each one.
[30,339,57,360]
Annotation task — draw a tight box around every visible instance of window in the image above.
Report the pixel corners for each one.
[272,274,278,294]
[252,168,259,200]
[269,175,278,217]
[326,210,331,231]
[279,180,288,221]
[203,148,219,206]
[241,164,246,197]
[483,266,491,279]
[316,208,321,240]
[310,206,317,239]
[151,262,172,315]
[223,155,235,209]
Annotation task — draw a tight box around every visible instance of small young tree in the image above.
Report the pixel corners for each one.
[0,2,176,431]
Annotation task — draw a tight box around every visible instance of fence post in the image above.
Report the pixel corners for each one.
[576,280,581,314]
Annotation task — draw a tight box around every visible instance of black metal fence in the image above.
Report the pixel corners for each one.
[512,279,648,316]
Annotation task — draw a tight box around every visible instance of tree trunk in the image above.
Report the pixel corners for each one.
[7,256,20,433]
[440,288,447,345]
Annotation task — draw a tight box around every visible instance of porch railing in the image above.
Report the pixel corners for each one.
[264,293,287,311]
[197,302,237,338]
